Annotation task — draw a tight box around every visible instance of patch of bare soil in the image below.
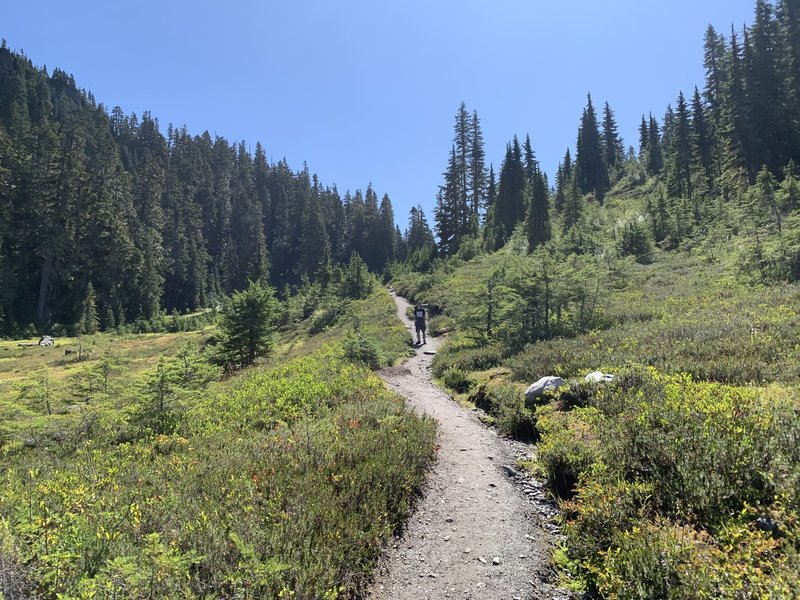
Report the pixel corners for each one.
[367,293,571,600]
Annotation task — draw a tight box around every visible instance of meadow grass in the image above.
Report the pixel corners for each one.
[0,289,434,599]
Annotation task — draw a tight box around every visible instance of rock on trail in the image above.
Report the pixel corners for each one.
[367,292,569,600]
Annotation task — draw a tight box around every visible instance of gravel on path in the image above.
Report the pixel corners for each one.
[367,292,570,600]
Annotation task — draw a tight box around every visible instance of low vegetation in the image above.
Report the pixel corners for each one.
[0,287,435,599]
[392,204,800,596]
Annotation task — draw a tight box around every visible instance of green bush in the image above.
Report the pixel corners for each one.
[0,346,435,598]
[536,404,605,498]
[493,384,537,441]
[432,342,503,379]
[308,302,344,334]
[342,331,384,370]
[544,368,800,595]
[442,367,471,393]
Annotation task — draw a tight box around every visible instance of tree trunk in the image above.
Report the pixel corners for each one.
[36,252,55,326]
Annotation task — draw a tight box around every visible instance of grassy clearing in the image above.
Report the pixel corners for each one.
[0,330,211,396]
[0,289,435,599]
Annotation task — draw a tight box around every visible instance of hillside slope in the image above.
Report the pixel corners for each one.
[391,240,800,597]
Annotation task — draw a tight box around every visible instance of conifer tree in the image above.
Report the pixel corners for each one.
[778,0,800,161]
[553,165,566,213]
[562,171,583,233]
[646,114,664,174]
[434,187,457,255]
[374,194,397,271]
[639,115,649,159]
[666,91,695,199]
[407,205,436,252]
[454,102,470,215]
[80,282,99,334]
[218,279,279,368]
[468,110,487,217]
[779,160,800,211]
[296,173,328,280]
[486,164,497,209]
[601,102,624,173]
[747,0,793,174]
[703,24,728,132]
[253,142,271,247]
[490,137,527,247]
[436,103,487,253]
[690,87,716,188]
[575,94,609,201]
[436,147,462,254]
[754,166,782,231]
[562,148,573,182]
[523,134,538,184]
[661,104,675,158]
[340,252,373,300]
[721,26,754,179]
[525,170,550,250]
[130,112,167,320]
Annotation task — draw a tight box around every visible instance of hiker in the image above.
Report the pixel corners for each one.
[414,301,426,345]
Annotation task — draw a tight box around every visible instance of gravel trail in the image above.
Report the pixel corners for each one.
[367,293,569,600]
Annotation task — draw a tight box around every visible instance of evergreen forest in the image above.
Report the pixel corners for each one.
[0,41,421,336]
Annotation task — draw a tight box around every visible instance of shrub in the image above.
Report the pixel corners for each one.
[442,367,471,393]
[618,219,654,264]
[308,302,344,334]
[342,332,383,370]
[0,347,436,598]
[562,478,655,567]
[432,343,503,379]
[547,367,800,594]
[536,404,604,499]
[494,384,537,441]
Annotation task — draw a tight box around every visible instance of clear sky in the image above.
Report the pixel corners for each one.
[4,0,755,225]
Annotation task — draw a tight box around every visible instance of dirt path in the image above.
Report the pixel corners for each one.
[367,293,569,600]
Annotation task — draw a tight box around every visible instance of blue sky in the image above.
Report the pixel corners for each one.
[4,1,755,225]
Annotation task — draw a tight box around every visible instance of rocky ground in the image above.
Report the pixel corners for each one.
[366,293,571,600]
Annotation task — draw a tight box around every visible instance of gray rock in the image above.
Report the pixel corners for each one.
[501,464,517,477]
[524,376,566,404]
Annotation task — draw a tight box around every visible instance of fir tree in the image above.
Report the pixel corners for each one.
[525,170,550,250]
[523,134,538,185]
[691,86,716,186]
[575,94,609,201]
[562,172,583,233]
[468,110,487,217]
[486,164,497,209]
[407,205,436,253]
[666,91,695,199]
[218,280,279,368]
[490,137,527,247]
[646,114,664,174]
[79,282,99,334]
[703,24,728,131]
[778,0,800,161]
[601,102,624,173]
[436,103,487,253]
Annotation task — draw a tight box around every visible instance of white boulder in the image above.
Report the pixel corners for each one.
[584,370,614,384]
[524,376,566,404]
